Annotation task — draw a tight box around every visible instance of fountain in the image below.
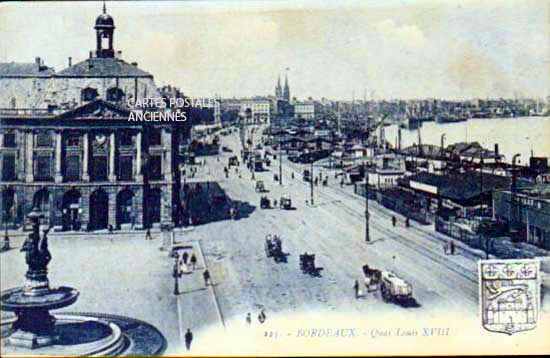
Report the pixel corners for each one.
[1,207,166,356]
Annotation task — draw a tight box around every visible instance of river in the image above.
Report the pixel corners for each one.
[385,116,550,164]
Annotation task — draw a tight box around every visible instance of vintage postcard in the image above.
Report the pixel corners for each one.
[0,0,549,356]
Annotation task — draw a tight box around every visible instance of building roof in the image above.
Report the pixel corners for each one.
[57,57,152,77]
[0,62,55,77]
[402,171,510,202]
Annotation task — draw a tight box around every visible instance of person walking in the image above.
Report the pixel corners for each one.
[145,229,153,240]
[258,309,266,324]
[392,216,396,227]
[450,240,455,255]
[182,251,189,265]
[184,328,193,351]
[246,312,251,325]
[203,269,211,286]
[190,254,197,270]
[354,280,360,299]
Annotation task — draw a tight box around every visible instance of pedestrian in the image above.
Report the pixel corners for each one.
[145,228,153,240]
[130,211,136,229]
[246,312,251,325]
[405,217,410,227]
[444,242,449,255]
[291,172,295,179]
[203,269,211,286]
[190,254,197,270]
[258,309,266,324]
[450,240,455,255]
[182,251,189,265]
[184,328,193,351]
[392,216,396,227]
[354,280,360,299]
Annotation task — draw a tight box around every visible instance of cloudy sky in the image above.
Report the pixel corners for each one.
[1,0,548,100]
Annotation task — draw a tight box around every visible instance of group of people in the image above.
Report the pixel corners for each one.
[391,216,410,228]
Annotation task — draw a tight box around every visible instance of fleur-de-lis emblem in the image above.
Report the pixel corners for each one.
[503,264,515,277]
[485,264,498,277]
[520,264,534,278]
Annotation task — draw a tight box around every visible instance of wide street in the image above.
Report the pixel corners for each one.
[2,125,548,356]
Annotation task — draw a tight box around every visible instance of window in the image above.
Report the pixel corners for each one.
[36,132,53,147]
[1,154,16,181]
[90,156,108,181]
[3,133,16,148]
[148,155,162,180]
[66,134,80,147]
[119,131,133,147]
[65,155,81,182]
[81,87,99,102]
[150,129,162,146]
[118,156,133,181]
[106,87,124,102]
[35,155,52,181]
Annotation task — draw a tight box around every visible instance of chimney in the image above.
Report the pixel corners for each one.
[35,56,41,67]
[68,57,72,67]
[494,143,499,156]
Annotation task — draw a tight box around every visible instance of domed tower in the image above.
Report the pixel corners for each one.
[94,2,116,58]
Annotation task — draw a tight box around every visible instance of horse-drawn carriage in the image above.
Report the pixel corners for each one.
[299,253,317,275]
[255,180,266,192]
[362,264,413,303]
[362,265,382,292]
[228,155,239,167]
[260,196,270,209]
[279,195,292,210]
[265,234,284,262]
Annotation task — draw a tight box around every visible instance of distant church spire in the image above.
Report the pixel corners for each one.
[283,74,290,101]
[103,0,107,13]
[275,74,282,98]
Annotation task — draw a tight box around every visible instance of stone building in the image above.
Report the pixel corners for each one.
[0,5,188,231]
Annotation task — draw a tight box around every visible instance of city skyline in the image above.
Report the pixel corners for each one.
[0,0,548,101]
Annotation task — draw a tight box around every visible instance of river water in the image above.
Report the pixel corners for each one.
[385,116,550,164]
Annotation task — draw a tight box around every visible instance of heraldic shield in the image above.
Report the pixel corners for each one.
[479,259,540,335]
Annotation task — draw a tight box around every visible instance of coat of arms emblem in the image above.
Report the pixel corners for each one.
[479,259,540,335]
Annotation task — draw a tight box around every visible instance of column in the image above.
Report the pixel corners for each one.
[108,191,117,229]
[54,131,63,183]
[82,132,89,181]
[108,132,116,182]
[135,131,143,182]
[162,128,172,181]
[25,132,34,182]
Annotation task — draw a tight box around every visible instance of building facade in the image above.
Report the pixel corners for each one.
[0,6,188,231]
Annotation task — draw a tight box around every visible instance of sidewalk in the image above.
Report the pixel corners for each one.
[172,237,224,354]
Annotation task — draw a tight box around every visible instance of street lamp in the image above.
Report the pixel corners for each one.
[365,162,370,242]
[310,160,314,205]
[510,153,521,242]
[279,133,283,186]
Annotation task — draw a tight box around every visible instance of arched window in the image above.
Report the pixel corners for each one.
[81,87,99,102]
[106,87,124,102]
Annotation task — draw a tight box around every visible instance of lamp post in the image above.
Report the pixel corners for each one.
[310,160,314,205]
[279,134,283,186]
[510,153,521,242]
[479,156,484,216]
[365,162,370,242]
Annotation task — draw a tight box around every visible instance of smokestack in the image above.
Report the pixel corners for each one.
[494,143,499,156]
[68,57,72,67]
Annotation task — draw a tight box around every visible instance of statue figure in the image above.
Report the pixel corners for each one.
[26,225,52,272]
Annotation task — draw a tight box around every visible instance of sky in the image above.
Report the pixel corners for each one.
[0,0,548,100]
